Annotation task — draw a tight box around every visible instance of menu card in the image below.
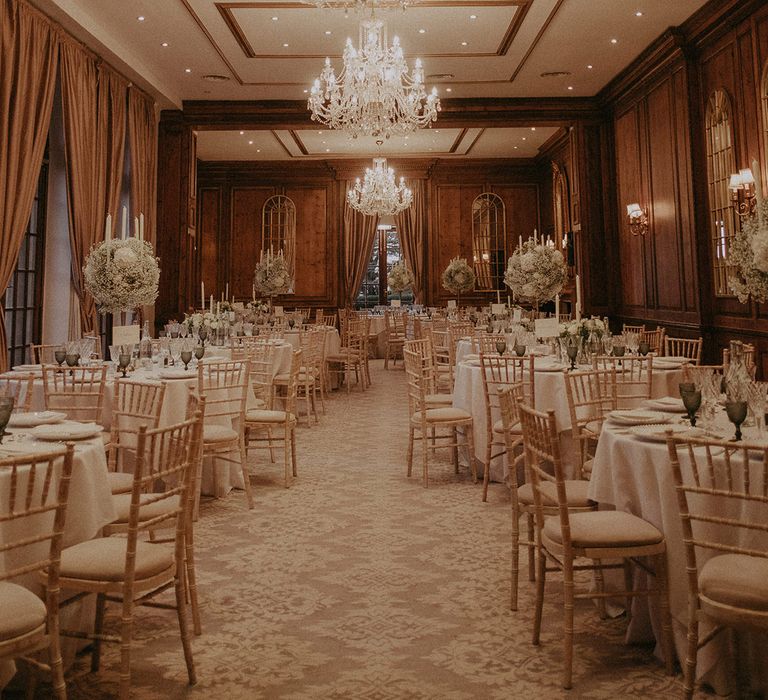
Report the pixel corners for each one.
[447,300,457,309]
[491,303,506,315]
[512,309,522,323]
[112,324,140,347]
[391,299,401,307]
[534,318,560,338]
[273,305,284,316]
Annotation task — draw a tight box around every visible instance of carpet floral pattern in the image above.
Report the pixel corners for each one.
[18,361,692,699]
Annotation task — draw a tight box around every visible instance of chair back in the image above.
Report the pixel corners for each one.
[563,368,617,439]
[320,313,336,328]
[622,323,645,335]
[642,327,666,355]
[723,342,756,377]
[474,333,507,356]
[0,445,74,583]
[240,340,276,409]
[197,360,250,425]
[404,346,430,418]
[683,364,725,383]
[479,354,535,429]
[42,365,107,422]
[665,336,703,364]
[109,380,167,469]
[592,355,652,408]
[404,338,438,394]
[497,382,527,488]
[666,433,768,614]
[30,343,59,365]
[0,374,34,413]
[282,350,302,418]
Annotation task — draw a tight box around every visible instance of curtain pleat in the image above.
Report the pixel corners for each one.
[394,179,426,303]
[0,0,59,371]
[342,181,379,306]
[104,68,128,227]
[127,86,157,244]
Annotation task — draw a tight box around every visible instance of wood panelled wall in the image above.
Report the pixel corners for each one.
[602,0,768,369]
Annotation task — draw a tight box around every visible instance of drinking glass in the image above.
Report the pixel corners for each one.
[198,328,208,346]
[65,353,79,368]
[54,347,66,366]
[514,343,526,357]
[746,382,768,437]
[638,341,650,356]
[194,346,205,362]
[495,340,506,356]
[180,350,193,371]
[626,332,639,355]
[0,397,14,444]
[681,389,702,427]
[118,353,131,378]
[169,339,182,367]
[725,400,748,441]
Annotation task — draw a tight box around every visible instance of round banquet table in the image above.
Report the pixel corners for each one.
[590,415,768,696]
[452,357,687,483]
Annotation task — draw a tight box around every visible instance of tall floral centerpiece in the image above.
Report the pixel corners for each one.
[253,250,293,304]
[441,257,475,306]
[729,166,768,303]
[83,235,160,317]
[504,238,567,314]
[388,260,414,301]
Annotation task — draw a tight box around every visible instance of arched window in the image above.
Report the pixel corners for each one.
[705,90,737,297]
[472,192,506,291]
[262,194,296,277]
[552,162,571,253]
[761,61,768,190]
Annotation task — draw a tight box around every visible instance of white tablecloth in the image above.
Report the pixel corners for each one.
[590,416,768,695]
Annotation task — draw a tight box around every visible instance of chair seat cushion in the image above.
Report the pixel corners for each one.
[583,419,603,438]
[543,511,663,549]
[492,418,522,435]
[107,471,134,495]
[425,393,453,405]
[274,371,315,384]
[412,407,472,423]
[111,493,180,523]
[60,538,174,583]
[203,424,238,443]
[0,582,46,641]
[246,409,295,423]
[517,480,592,508]
[699,554,768,612]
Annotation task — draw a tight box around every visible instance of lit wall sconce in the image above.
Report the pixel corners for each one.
[729,168,757,220]
[626,203,648,236]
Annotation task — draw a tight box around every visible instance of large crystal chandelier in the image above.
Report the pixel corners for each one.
[348,157,412,215]
[302,0,410,11]
[308,19,440,139]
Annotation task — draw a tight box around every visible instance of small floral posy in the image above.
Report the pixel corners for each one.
[388,261,414,294]
[504,239,566,306]
[83,238,160,314]
[441,257,475,296]
[560,317,606,341]
[254,250,293,297]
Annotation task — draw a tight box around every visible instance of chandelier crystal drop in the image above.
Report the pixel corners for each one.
[347,158,413,216]
[308,19,440,139]
[302,0,410,12]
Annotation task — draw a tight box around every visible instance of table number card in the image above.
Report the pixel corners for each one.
[391,299,401,307]
[534,318,560,338]
[273,305,284,316]
[491,303,506,315]
[447,300,457,309]
[112,324,140,347]
[512,308,522,323]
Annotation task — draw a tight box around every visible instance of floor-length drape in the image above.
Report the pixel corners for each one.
[104,68,127,231]
[127,86,157,244]
[0,0,59,371]
[343,182,379,306]
[394,179,426,303]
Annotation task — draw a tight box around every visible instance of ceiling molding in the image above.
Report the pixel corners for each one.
[507,0,565,83]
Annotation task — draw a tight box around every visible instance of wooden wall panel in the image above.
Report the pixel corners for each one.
[230,187,271,299]
[491,185,539,254]
[198,187,221,305]
[285,186,331,300]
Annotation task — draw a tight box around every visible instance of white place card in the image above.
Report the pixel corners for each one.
[273,305,284,316]
[390,299,401,307]
[447,300,457,309]
[512,309,522,323]
[534,318,560,338]
[112,324,140,347]
[491,303,506,315]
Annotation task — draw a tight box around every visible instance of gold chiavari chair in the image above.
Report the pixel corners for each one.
[384,310,406,369]
[723,342,756,377]
[42,365,107,424]
[30,343,60,365]
[478,353,535,502]
[57,415,202,699]
[665,336,703,364]
[231,339,276,411]
[683,363,725,383]
[474,332,507,356]
[622,323,646,335]
[520,402,673,689]
[404,338,452,406]
[558,313,572,323]
[592,355,653,409]
[0,445,74,699]
[563,368,617,478]
[326,317,367,393]
[404,345,475,487]
[105,380,167,495]
[197,360,252,509]
[641,326,666,355]
[245,349,300,487]
[276,327,321,424]
[424,327,454,392]
[666,433,768,700]
[0,373,34,413]
[320,313,337,329]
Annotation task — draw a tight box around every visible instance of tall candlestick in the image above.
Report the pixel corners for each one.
[121,206,127,239]
[217,301,220,316]
[575,274,582,322]
[252,284,256,302]
[105,213,112,241]
[134,217,139,239]
[507,295,511,307]
[210,295,213,314]
[555,294,560,319]
[533,228,538,244]
[518,235,523,251]
[139,213,145,241]
[225,283,229,301]
[496,290,501,304]
[201,281,205,310]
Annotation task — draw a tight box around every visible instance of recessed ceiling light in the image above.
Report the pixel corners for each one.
[283,43,289,47]
[461,41,467,46]
[446,87,452,92]
[185,68,191,73]
[322,141,326,144]
[137,15,145,21]
[303,89,308,93]
[522,137,527,141]
[257,149,261,153]
[161,42,169,47]
[514,146,518,150]
[318,131,322,134]
[325,30,331,35]
[635,11,643,16]
[248,140,253,144]
[587,64,593,69]
[326,148,330,152]
[405,135,409,139]
[469,14,477,19]
[239,131,244,135]
[610,38,618,44]
[271,15,278,20]
[567,85,574,90]
[531,127,536,131]
[418,28,426,33]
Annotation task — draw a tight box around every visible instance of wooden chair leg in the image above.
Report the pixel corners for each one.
[594,560,608,619]
[239,439,254,509]
[510,507,520,611]
[656,553,675,676]
[174,572,197,686]
[92,592,107,671]
[284,426,291,487]
[118,597,135,700]
[291,427,297,477]
[452,427,459,473]
[527,514,536,582]
[407,426,414,477]
[482,438,492,502]
[562,560,575,690]
[422,427,429,488]
[185,528,202,636]
[532,544,546,645]
[47,603,66,700]
[623,559,634,623]
[466,426,477,483]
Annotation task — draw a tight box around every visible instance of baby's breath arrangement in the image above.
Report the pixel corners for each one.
[504,240,566,307]
[388,261,414,294]
[441,257,475,297]
[729,198,768,303]
[83,238,160,314]
[254,250,293,297]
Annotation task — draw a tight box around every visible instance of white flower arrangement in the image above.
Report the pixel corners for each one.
[560,317,607,341]
[388,261,414,294]
[247,300,271,315]
[729,197,768,303]
[83,237,160,314]
[184,311,221,333]
[441,257,476,296]
[504,240,567,306]
[254,250,293,297]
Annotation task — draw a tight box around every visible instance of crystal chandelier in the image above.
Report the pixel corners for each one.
[302,0,410,12]
[308,19,440,139]
[348,157,412,216]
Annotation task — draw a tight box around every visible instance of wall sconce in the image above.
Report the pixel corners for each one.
[626,203,648,236]
[729,168,757,220]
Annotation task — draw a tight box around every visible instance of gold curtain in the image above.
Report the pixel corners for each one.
[342,181,379,306]
[0,0,59,372]
[127,86,157,243]
[394,179,426,303]
[104,68,128,229]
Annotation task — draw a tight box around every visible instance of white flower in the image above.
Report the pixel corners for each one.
[729,199,768,303]
[441,257,475,295]
[503,239,567,304]
[113,247,138,267]
[751,229,768,273]
[254,251,292,297]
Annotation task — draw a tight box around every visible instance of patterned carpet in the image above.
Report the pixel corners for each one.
[16,361,688,699]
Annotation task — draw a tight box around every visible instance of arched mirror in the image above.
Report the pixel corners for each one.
[761,61,768,193]
[705,89,737,297]
[262,194,296,277]
[552,162,571,252]
[472,192,506,291]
